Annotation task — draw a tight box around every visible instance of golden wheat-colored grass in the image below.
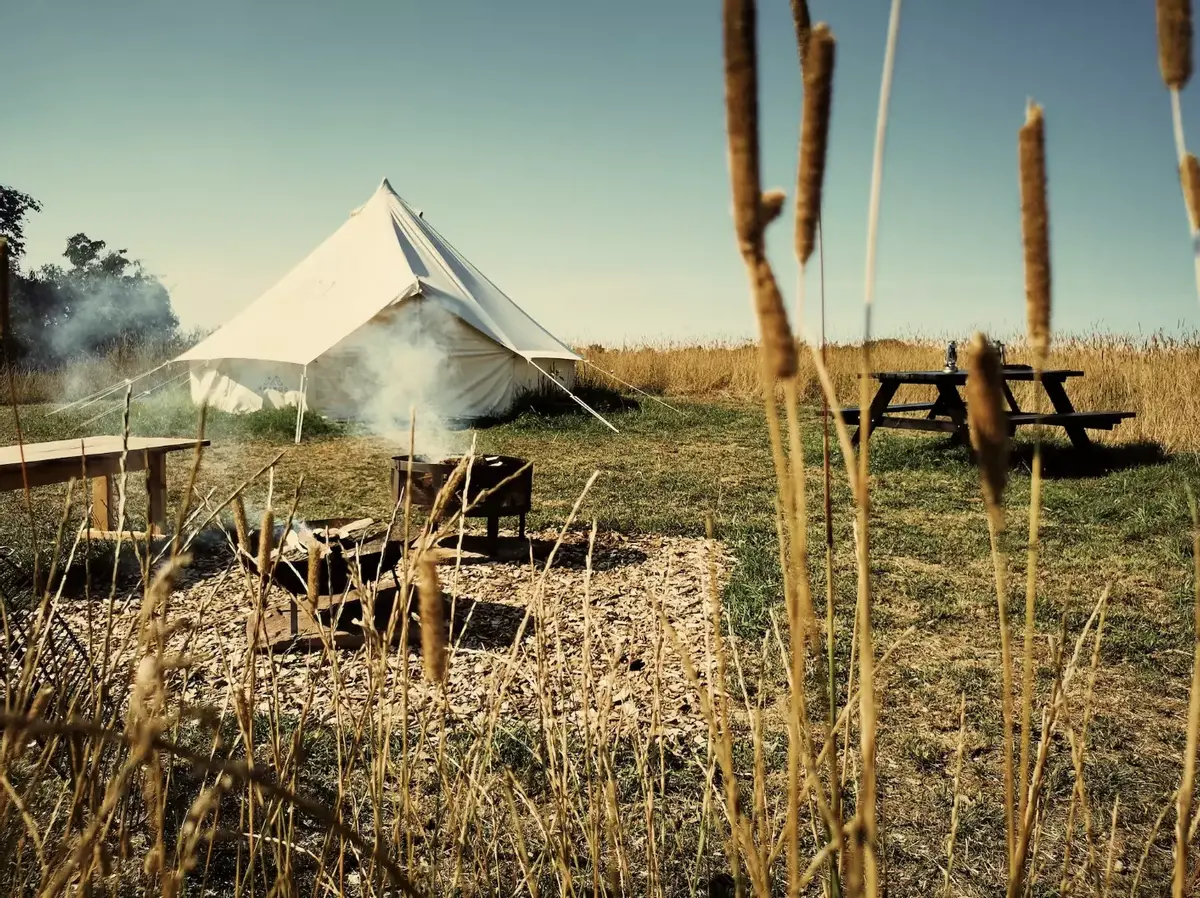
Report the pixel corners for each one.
[579,335,1200,450]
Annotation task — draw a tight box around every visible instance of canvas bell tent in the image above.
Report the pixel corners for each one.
[175,179,581,430]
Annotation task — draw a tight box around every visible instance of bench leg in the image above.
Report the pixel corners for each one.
[91,476,113,532]
[851,380,899,447]
[935,382,970,445]
[487,516,499,550]
[147,452,168,535]
[518,512,526,540]
[1042,379,1093,449]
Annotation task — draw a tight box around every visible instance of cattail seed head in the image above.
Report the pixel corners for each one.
[1158,0,1194,89]
[1182,153,1200,230]
[724,0,764,259]
[231,495,250,558]
[789,0,812,72]
[418,558,447,683]
[761,189,786,225]
[257,508,274,574]
[1019,100,1051,363]
[306,542,321,603]
[966,333,1009,509]
[723,0,797,382]
[796,23,836,266]
[754,259,798,379]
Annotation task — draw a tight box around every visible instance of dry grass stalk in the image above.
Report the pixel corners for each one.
[1158,0,1194,89]
[1182,154,1200,229]
[965,334,1009,512]
[795,24,835,267]
[1019,101,1051,364]
[1175,490,1200,897]
[723,0,797,380]
[231,494,250,559]
[418,557,447,683]
[942,693,968,896]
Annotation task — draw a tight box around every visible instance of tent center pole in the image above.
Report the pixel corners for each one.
[294,365,309,445]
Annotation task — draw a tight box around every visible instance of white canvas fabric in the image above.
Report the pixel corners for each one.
[178,179,578,419]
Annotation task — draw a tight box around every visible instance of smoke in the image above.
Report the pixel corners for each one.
[327,299,468,460]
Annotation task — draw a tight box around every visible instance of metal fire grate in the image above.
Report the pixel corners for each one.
[391,454,532,545]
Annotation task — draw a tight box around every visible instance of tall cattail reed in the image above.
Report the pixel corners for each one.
[1019,101,1051,365]
[965,334,1009,513]
[418,558,447,683]
[972,327,1017,861]
[1018,100,1052,844]
[724,0,797,381]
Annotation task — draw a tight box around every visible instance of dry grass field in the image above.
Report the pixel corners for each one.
[0,372,1195,896]
[581,335,1200,452]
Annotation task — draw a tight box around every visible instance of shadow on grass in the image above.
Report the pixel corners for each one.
[1009,438,1169,479]
[867,432,1170,480]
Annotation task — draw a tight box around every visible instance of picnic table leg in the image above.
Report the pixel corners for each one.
[1041,379,1093,449]
[91,476,113,532]
[1001,382,1022,413]
[935,382,970,445]
[851,380,899,447]
[147,452,168,536]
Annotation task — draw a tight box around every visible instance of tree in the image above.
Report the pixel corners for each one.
[0,186,43,269]
[0,188,181,366]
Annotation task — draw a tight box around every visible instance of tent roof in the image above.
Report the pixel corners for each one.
[176,179,580,366]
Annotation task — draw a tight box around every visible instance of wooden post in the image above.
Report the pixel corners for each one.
[147,451,168,535]
[91,476,113,532]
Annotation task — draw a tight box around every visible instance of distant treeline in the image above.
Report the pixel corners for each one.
[1,185,181,368]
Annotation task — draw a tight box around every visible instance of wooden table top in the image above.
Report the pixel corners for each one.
[0,436,209,471]
[870,368,1084,384]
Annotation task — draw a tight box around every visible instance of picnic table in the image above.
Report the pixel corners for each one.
[842,365,1135,449]
[0,436,209,537]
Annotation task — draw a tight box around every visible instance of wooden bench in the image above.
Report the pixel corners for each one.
[1007,411,1136,431]
[0,436,209,538]
[840,402,937,425]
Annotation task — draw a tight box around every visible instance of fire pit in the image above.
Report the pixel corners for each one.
[391,454,531,547]
[245,517,403,595]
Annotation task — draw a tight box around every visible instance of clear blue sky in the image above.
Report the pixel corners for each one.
[4,0,1199,346]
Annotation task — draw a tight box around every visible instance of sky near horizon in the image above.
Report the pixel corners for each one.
[4,0,1200,347]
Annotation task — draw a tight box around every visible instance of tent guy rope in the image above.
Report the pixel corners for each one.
[528,361,619,433]
[580,359,685,415]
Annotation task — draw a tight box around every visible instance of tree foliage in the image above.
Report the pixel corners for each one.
[1,185,179,367]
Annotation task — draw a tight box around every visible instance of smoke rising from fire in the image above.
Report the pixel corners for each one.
[328,299,468,460]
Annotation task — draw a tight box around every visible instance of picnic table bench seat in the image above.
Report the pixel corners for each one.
[839,402,936,425]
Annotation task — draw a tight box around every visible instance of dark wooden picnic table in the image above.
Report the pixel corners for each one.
[842,365,1135,449]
